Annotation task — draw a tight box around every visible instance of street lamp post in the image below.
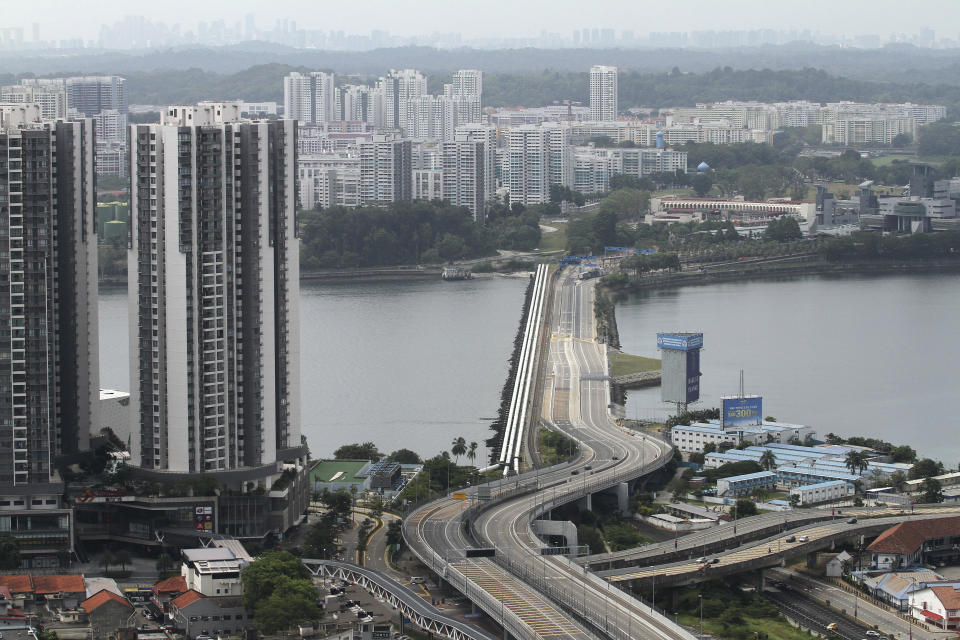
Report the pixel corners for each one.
[699,594,704,640]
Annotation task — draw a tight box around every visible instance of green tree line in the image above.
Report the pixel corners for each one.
[299,199,540,269]
[819,230,960,262]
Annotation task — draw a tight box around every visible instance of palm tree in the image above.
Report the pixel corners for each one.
[844,450,869,476]
[467,442,478,465]
[758,450,777,471]
[451,437,467,463]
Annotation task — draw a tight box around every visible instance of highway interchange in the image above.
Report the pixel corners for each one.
[404,268,695,640]
[402,267,960,640]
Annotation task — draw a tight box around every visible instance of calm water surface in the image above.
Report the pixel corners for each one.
[98,275,528,459]
[617,273,960,463]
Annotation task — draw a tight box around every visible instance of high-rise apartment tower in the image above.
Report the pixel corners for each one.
[284,71,336,125]
[0,105,99,485]
[128,102,302,481]
[589,65,618,122]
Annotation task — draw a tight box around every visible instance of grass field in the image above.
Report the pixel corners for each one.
[870,154,958,167]
[678,613,820,640]
[537,221,568,253]
[869,153,915,167]
[609,352,661,378]
[311,459,368,483]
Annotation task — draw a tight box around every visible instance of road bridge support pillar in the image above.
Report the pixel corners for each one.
[807,552,818,568]
[577,493,592,511]
[616,482,629,514]
[531,519,579,549]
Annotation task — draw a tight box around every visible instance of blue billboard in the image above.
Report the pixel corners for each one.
[721,396,763,428]
[685,350,701,402]
[657,333,704,351]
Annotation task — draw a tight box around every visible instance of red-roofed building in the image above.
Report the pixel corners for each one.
[33,575,86,611]
[0,585,27,628]
[170,590,204,610]
[81,589,134,640]
[0,576,32,607]
[33,575,85,596]
[868,516,960,570]
[909,583,960,630]
[152,575,188,612]
[167,590,251,639]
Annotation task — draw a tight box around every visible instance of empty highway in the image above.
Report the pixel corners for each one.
[404,268,696,640]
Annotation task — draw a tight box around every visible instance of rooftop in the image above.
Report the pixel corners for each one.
[154,576,187,594]
[211,539,253,563]
[720,471,777,483]
[0,576,32,594]
[311,459,369,484]
[182,548,235,562]
[81,590,132,613]
[868,516,960,555]
[33,575,85,595]
[792,480,851,491]
[84,577,122,598]
[170,590,205,609]
[930,584,960,610]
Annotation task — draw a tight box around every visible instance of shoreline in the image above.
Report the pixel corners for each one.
[97,265,544,288]
[602,258,960,296]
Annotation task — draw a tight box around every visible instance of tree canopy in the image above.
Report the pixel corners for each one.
[299,200,541,270]
[241,551,312,610]
[763,216,802,242]
[387,448,422,464]
[333,442,382,461]
[252,575,321,634]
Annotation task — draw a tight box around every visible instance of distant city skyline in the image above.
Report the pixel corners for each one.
[1,0,959,48]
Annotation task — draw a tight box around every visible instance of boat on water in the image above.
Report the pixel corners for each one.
[441,266,472,281]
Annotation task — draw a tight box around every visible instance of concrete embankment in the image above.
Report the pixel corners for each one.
[611,370,662,388]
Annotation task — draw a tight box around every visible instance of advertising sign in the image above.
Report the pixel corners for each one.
[657,333,704,351]
[721,396,763,428]
[685,350,701,402]
[194,506,214,531]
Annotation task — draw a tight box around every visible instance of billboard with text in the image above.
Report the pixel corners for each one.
[657,333,703,351]
[721,396,763,428]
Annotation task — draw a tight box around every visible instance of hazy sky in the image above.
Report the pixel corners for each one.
[5,0,957,42]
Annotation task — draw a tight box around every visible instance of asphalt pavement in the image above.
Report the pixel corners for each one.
[767,568,948,640]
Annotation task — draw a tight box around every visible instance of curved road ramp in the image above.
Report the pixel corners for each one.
[302,559,501,640]
[402,270,698,640]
